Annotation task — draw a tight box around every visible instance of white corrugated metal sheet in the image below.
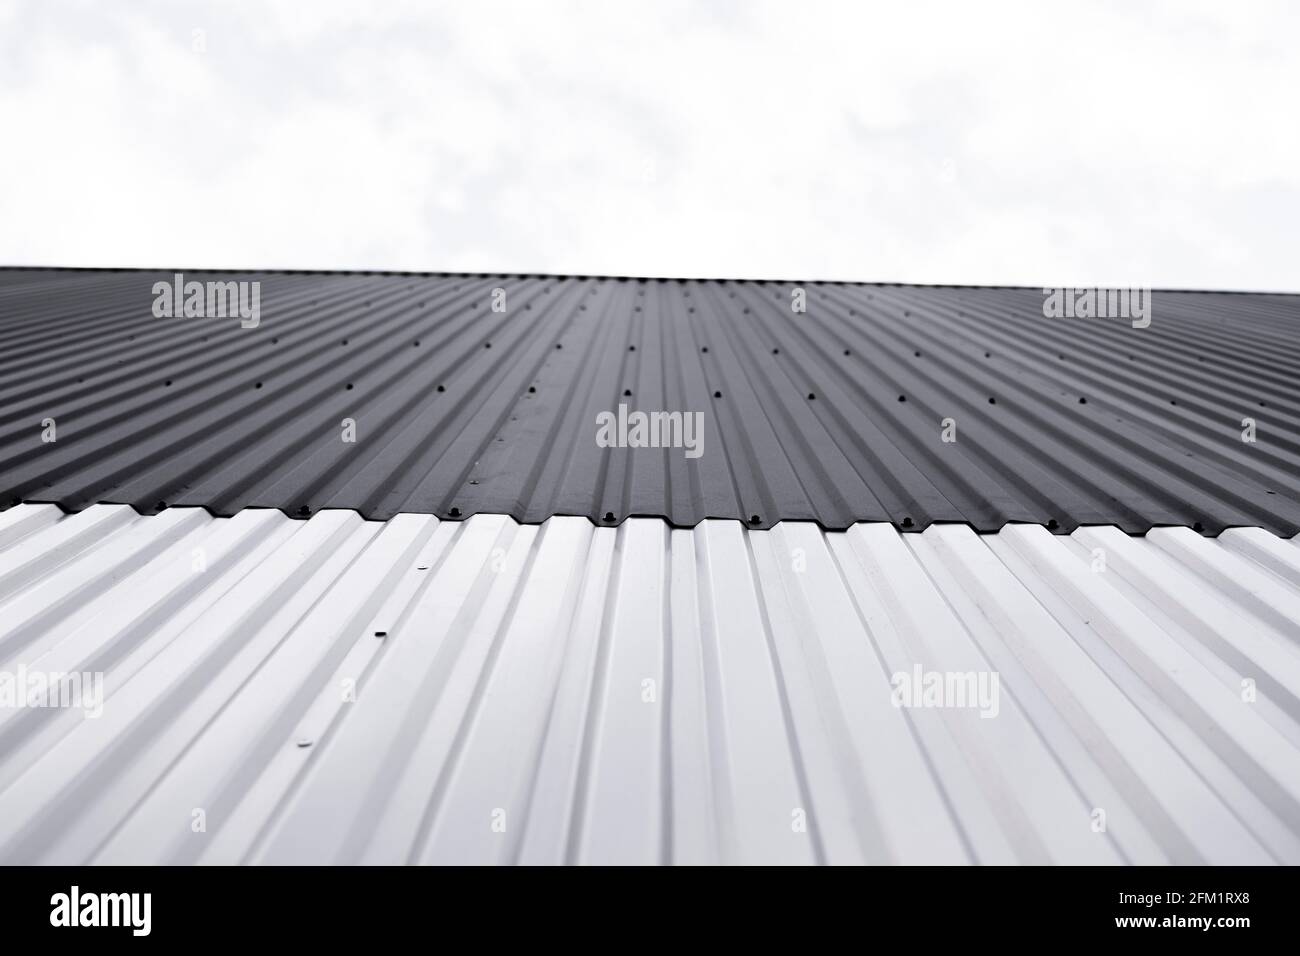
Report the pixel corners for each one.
[0,503,1297,865]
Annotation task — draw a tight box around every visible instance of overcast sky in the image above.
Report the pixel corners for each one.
[2,0,1297,290]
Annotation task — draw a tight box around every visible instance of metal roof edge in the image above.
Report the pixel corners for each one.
[1,264,1296,297]
[4,496,1290,539]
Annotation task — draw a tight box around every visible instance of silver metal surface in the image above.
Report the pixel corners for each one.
[0,504,1297,864]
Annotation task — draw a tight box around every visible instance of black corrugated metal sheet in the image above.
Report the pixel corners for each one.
[0,267,1297,533]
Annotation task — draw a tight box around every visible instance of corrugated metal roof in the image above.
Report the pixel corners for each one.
[1,268,1296,533]
[1,504,1297,865]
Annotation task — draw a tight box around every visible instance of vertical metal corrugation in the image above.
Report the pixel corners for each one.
[0,269,1296,533]
[0,505,1296,865]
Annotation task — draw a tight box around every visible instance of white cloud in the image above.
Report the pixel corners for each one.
[1,0,1296,289]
